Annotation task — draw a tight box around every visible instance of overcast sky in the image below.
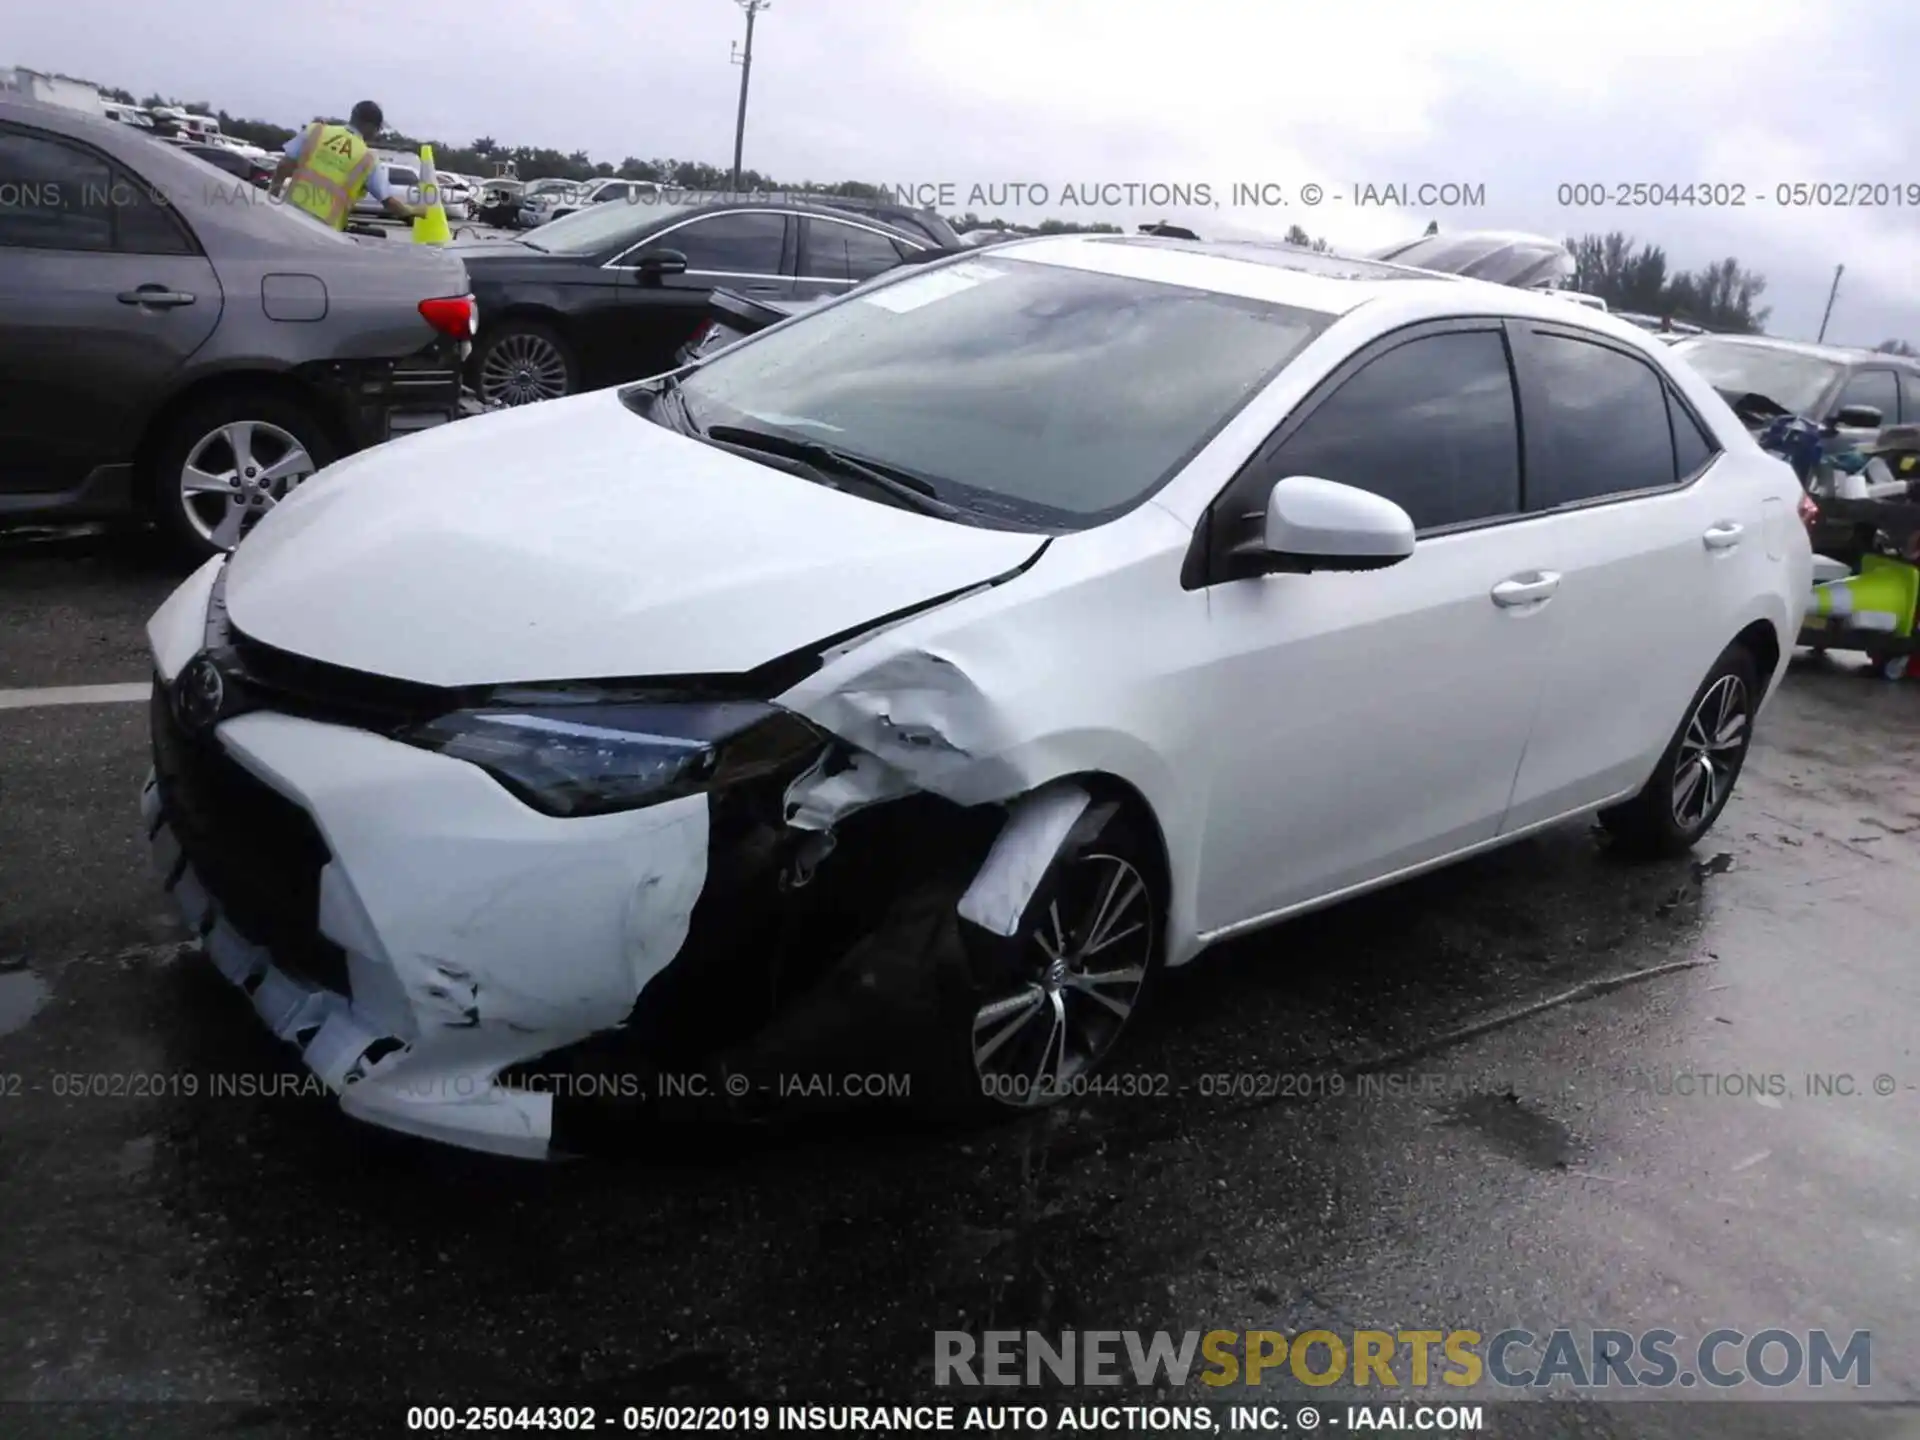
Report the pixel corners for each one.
[15,0,1920,345]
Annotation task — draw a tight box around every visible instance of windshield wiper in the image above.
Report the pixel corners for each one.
[702,424,963,520]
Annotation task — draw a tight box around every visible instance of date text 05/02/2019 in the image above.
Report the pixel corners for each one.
[1557,181,1920,207]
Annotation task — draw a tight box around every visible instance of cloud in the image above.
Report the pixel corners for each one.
[11,0,1920,344]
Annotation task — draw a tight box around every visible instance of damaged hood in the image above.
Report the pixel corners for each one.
[223,391,1047,687]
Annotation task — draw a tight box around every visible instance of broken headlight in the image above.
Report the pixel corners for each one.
[401,699,822,817]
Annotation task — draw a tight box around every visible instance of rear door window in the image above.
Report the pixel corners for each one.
[807,219,910,282]
[1521,331,1677,508]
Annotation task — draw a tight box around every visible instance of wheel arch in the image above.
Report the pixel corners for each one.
[1732,615,1783,690]
[475,302,574,339]
[132,368,349,512]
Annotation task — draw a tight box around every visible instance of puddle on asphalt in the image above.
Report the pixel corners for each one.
[0,967,51,1037]
[1692,852,1736,882]
[1439,1091,1579,1170]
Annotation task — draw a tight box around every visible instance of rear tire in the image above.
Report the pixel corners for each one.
[1600,642,1761,859]
[149,389,337,561]
[471,321,578,407]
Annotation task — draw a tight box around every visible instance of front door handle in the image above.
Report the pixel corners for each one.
[1491,571,1561,608]
[1703,522,1744,551]
[118,287,196,308]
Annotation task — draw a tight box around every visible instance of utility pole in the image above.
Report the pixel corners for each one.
[1817,263,1843,343]
[729,0,769,195]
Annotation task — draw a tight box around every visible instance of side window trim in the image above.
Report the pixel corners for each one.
[603,208,792,274]
[1508,320,1711,514]
[1668,381,1723,484]
[1182,316,1525,591]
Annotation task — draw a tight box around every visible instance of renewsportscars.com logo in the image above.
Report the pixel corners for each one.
[933,1328,1872,1390]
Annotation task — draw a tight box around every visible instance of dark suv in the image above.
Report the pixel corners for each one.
[1669,335,1920,442]
[1671,334,1920,559]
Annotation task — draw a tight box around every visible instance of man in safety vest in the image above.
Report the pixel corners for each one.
[270,100,424,229]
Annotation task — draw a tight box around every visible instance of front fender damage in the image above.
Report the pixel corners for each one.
[537,646,1111,1149]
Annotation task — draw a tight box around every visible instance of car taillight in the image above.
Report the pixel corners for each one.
[1798,492,1819,528]
[419,295,477,339]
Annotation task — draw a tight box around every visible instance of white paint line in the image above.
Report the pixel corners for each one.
[0,682,150,711]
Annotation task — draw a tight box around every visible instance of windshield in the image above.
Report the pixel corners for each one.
[1671,339,1843,417]
[673,255,1331,525]
[522,196,709,255]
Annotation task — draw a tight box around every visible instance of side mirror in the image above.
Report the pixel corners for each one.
[633,248,689,282]
[1250,475,1416,574]
[1832,403,1884,431]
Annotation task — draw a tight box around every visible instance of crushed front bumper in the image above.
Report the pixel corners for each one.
[141,680,716,1160]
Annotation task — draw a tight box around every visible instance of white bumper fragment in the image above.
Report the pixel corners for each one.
[141,709,712,1159]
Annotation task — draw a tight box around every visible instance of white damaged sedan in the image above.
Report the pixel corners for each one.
[143,235,1810,1158]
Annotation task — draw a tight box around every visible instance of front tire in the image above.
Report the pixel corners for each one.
[471,321,578,408]
[962,809,1164,1114]
[149,390,336,560]
[1600,642,1761,858]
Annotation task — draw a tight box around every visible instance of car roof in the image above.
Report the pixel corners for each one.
[971,232,1488,314]
[963,234,1685,350]
[1672,333,1917,368]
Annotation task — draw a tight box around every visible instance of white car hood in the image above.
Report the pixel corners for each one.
[223,391,1045,687]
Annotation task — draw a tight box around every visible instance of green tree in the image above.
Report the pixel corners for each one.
[1568,231,1768,332]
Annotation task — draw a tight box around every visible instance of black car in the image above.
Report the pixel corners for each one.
[457,194,938,406]
[169,139,274,188]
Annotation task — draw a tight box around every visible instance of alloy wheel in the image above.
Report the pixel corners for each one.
[1670,674,1749,830]
[971,852,1154,1105]
[180,420,316,550]
[478,332,570,406]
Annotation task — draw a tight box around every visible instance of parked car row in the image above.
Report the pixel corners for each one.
[453,192,961,406]
[0,95,480,559]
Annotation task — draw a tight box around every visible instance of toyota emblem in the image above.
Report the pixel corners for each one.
[173,654,227,734]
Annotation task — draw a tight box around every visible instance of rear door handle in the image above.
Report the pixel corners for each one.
[1703,522,1744,550]
[118,287,196,308]
[1491,571,1561,608]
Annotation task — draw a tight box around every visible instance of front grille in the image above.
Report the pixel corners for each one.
[225,628,455,733]
[151,681,349,994]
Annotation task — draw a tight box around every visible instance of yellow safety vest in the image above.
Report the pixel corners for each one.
[285,123,378,229]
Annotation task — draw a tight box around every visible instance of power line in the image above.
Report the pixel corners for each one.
[1817,263,1843,344]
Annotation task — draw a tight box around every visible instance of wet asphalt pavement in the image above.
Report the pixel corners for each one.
[3,525,1919,1440]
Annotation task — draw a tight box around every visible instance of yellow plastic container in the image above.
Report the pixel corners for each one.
[1809,553,1920,635]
